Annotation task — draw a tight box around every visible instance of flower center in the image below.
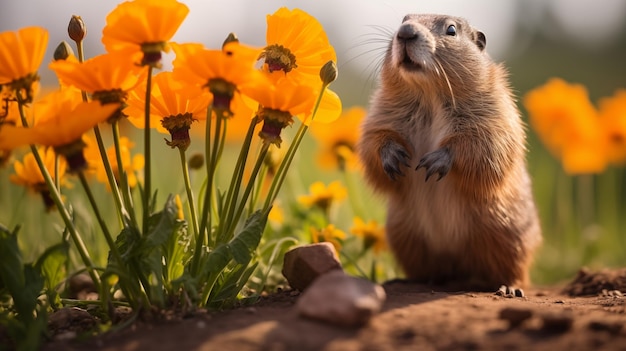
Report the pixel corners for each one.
[257,108,294,147]
[92,89,128,123]
[140,42,167,68]
[207,78,237,118]
[8,73,40,104]
[54,139,88,174]
[261,44,297,73]
[162,113,195,151]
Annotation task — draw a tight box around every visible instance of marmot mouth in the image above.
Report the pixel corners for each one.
[400,53,423,72]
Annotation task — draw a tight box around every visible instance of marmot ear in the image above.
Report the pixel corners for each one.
[475,31,486,51]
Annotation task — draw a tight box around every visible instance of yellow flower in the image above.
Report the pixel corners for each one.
[310,106,365,170]
[263,8,335,81]
[0,89,120,150]
[268,201,284,227]
[83,135,144,189]
[172,42,268,117]
[524,78,606,174]
[125,71,210,150]
[10,146,68,210]
[599,90,626,164]
[297,180,347,213]
[350,217,386,254]
[0,26,48,102]
[102,0,189,67]
[310,224,346,252]
[261,8,342,124]
[245,78,317,146]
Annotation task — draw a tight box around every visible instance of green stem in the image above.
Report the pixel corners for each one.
[263,83,329,211]
[193,105,218,275]
[143,66,154,235]
[179,148,199,239]
[219,117,258,242]
[77,171,143,307]
[74,39,129,227]
[93,125,129,227]
[54,154,60,191]
[111,121,138,228]
[223,142,270,242]
[16,96,101,291]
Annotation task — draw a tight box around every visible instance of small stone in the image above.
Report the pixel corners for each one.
[540,312,574,333]
[68,273,97,299]
[588,320,623,335]
[499,307,533,328]
[48,307,96,333]
[282,242,343,291]
[296,270,386,327]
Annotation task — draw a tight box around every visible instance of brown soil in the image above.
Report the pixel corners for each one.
[42,268,626,351]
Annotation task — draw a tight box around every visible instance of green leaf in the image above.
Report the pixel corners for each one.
[0,225,46,351]
[229,210,267,264]
[35,242,69,308]
[0,225,42,318]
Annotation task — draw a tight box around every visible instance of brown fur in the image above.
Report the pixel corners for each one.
[357,14,541,290]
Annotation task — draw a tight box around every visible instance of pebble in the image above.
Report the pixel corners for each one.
[540,312,574,333]
[282,242,343,291]
[296,270,386,327]
[588,320,623,335]
[499,307,533,328]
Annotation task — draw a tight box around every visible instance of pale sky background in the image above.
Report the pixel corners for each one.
[1,0,625,101]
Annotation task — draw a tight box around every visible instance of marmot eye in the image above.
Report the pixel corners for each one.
[446,25,456,36]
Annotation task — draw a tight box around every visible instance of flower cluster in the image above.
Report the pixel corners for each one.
[524,78,626,174]
[0,1,346,331]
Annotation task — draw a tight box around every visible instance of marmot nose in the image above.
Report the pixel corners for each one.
[397,23,418,41]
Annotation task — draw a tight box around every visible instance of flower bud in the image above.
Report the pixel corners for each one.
[68,15,86,42]
[53,41,75,61]
[320,61,338,85]
[222,33,239,49]
[188,153,204,170]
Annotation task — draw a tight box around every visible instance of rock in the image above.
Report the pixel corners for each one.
[296,270,386,327]
[282,242,342,291]
[48,307,97,337]
[499,307,533,328]
[540,312,574,333]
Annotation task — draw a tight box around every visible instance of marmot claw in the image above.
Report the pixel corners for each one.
[380,140,411,180]
[416,147,452,181]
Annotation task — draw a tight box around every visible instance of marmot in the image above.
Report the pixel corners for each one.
[357,14,541,290]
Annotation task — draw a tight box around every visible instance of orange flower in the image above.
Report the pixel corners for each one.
[0,89,120,150]
[10,146,68,210]
[261,8,341,124]
[84,135,144,189]
[245,78,316,146]
[262,8,335,82]
[524,78,606,174]
[126,71,210,138]
[350,217,387,254]
[310,106,365,170]
[599,90,626,164]
[0,26,48,102]
[172,42,268,117]
[102,0,189,67]
[49,52,145,95]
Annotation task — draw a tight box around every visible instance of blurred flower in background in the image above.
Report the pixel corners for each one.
[310,106,365,171]
[524,78,623,174]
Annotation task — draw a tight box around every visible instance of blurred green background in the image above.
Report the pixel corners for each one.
[1,0,626,286]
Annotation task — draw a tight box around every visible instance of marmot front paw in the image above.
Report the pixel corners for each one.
[416,147,452,181]
[380,140,411,180]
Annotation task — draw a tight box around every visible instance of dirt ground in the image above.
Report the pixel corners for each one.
[42,268,626,351]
